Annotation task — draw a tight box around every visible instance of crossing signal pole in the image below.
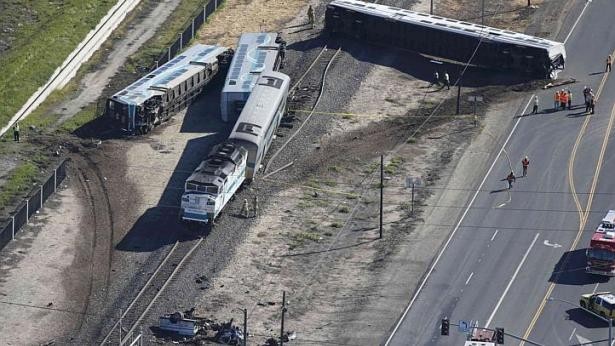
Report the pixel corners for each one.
[495,327,504,344]
[440,317,449,336]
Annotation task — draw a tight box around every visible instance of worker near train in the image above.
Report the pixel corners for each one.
[560,89,568,110]
[444,72,450,90]
[430,71,440,87]
[307,5,315,29]
[531,95,539,114]
[553,91,559,110]
[13,122,20,142]
[607,55,612,73]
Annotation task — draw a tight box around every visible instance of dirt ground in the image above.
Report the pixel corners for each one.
[0,0,575,344]
[0,184,91,345]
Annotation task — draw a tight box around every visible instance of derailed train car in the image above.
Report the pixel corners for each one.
[220,32,286,123]
[106,44,232,134]
[228,71,291,180]
[325,0,566,78]
[180,141,247,224]
[180,70,290,224]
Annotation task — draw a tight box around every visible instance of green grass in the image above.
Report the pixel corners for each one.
[127,0,214,72]
[60,103,98,133]
[0,162,39,210]
[385,157,404,175]
[0,0,115,128]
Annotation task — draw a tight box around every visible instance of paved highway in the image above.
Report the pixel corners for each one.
[385,0,615,345]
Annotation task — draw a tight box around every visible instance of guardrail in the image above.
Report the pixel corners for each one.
[0,159,69,252]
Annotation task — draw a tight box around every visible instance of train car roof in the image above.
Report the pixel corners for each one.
[228,71,291,144]
[222,33,280,95]
[111,44,228,106]
[329,0,565,58]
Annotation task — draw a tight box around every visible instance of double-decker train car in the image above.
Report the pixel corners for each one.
[180,141,248,224]
[220,32,285,123]
[325,0,566,78]
[106,44,231,134]
[228,71,291,180]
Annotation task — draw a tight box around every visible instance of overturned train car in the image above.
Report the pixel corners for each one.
[106,44,232,134]
[325,0,566,78]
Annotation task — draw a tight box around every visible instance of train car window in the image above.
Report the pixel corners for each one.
[236,122,262,136]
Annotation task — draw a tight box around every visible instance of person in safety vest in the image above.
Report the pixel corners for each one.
[522,156,530,177]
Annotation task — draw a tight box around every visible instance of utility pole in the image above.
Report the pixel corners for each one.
[456,81,462,115]
[430,0,433,14]
[481,0,485,25]
[280,291,287,346]
[243,308,248,346]
[380,155,383,239]
[527,0,531,7]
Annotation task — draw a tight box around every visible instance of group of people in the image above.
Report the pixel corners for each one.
[553,89,572,111]
[583,85,596,114]
[506,156,530,189]
[430,71,451,90]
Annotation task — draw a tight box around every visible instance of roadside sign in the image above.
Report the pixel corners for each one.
[405,176,422,188]
[458,320,471,333]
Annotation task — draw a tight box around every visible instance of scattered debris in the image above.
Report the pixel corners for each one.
[543,77,576,89]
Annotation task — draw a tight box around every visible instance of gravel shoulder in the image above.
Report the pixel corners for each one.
[0,183,90,345]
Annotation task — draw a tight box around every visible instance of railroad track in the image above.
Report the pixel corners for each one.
[263,46,342,175]
[99,238,203,345]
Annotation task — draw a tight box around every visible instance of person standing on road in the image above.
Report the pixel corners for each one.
[554,91,559,110]
[567,89,572,110]
[560,89,568,110]
[606,55,612,72]
[506,171,515,189]
[307,5,315,29]
[444,71,450,90]
[590,94,596,114]
[522,156,530,177]
[532,95,539,114]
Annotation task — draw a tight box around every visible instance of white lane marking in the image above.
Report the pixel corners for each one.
[568,328,576,342]
[543,240,562,248]
[564,0,592,44]
[593,282,600,294]
[491,230,499,241]
[465,272,474,285]
[384,97,533,345]
[485,233,540,328]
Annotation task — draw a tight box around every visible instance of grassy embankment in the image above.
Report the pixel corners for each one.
[35,0,220,133]
[0,0,115,212]
[0,0,221,212]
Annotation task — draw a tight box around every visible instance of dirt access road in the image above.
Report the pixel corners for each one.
[0,0,574,344]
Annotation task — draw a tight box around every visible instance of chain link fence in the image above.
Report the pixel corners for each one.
[0,159,69,252]
[153,0,224,69]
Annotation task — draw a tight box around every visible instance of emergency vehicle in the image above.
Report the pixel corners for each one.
[464,328,496,346]
[580,292,615,319]
[586,210,615,276]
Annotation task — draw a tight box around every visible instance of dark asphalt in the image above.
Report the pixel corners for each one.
[386,0,615,345]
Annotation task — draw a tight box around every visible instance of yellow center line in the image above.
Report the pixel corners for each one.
[520,65,615,344]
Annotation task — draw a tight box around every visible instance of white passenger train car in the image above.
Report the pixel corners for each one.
[228,71,291,180]
[325,0,566,78]
[106,44,230,134]
[180,142,247,224]
[220,32,285,123]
